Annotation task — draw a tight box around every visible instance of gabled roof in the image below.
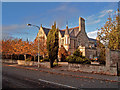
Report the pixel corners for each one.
[42,27,97,43]
[42,27,65,37]
[42,27,50,36]
[60,30,65,37]
[61,26,79,37]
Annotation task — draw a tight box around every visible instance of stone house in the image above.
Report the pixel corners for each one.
[36,17,97,60]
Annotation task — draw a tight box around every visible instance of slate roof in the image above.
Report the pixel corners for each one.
[60,30,65,37]
[42,27,97,44]
[88,38,97,42]
[42,27,65,37]
[65,26,69,35]
[42,27,50,36]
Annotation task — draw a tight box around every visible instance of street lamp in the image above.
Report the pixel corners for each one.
[27,24,40,68]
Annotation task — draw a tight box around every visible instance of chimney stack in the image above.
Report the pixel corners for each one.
[79,17,85,32]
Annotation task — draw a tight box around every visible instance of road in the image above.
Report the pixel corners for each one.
[2,64,120,89]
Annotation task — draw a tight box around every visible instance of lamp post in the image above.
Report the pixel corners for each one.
[27,24,40,68]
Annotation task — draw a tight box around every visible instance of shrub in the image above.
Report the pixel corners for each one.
[66,49,91,64]
[40,56,43,60]
[66,55,76,63]
[43,56,49,62]
[83,59,91,64]
[82,56,85,58]
[73,49,82,57]
[75,57,84,63]
[25,57,31,62]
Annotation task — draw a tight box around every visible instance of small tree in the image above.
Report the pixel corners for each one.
[73,49,82,57]
[58,45,69,62]
[47,22,59,68]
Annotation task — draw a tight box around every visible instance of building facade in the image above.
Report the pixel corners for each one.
[36,17,97,59]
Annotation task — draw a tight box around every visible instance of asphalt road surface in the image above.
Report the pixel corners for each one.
[2,64,120,89]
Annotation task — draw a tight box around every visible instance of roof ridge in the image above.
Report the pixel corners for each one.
[61,26,79,31]
[42,27,50,30]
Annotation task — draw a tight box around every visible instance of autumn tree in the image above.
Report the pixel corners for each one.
[58,45,70,62]
[30,41,38,61]
[47,22,59,68]
[97,9,120,50]
[34,36,48,58]
[2,39,15,59]
[2,39,10,59]
[97,9,120,64]
[22,40,32,60]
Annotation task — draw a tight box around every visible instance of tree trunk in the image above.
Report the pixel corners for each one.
[34,55,35,62]
[11,54,13,63]
[24,54,26,61]
[50,60,53,68]
[11,54,12,60]
[18,55,20,60]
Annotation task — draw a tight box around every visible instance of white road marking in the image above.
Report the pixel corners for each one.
[38,78,77,89]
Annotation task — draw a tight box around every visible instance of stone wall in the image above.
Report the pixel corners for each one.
[68,63,117,75]
[85,48,97,59]
[2,59,17,64]
[68,49,120,76]
[110,50,120,72]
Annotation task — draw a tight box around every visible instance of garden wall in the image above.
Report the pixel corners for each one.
[68,48,120,76]
[2,59,18,64]
[68,63,117,75]
[110,50,120,72]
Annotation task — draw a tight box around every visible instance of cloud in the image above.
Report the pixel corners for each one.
[87,30,98,39]
[86,9,114,25]
[54,4,67,11]
[99,9,113,18]
[2,32,13,40]
[47,3,79,28]
[86,15,95,21]
[87,19,101,25]
[2,24,30,40]
[49,3,79,14]
[2,24,26,31]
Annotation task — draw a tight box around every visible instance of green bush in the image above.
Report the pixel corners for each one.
[83,59,91,64]
[66,55,76,63]
[43,56,49,62]
[25,57,31,62]
[73,49,82,57]
[75,57,84,63]
[66,49,91,64]
[40,56,43,60]
[82,56,85,58]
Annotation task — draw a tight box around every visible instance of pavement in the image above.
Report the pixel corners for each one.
[3,62,120,83]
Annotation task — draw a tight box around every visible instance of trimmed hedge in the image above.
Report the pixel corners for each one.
[66,49,91,64]
[66,55,90,64]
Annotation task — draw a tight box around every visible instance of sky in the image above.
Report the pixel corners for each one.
[2,2,118,41]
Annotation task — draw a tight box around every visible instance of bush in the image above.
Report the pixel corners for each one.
[66,55,76,63]
[73,49,82,57]
[66,49,91,64]
[40,56,43,60]
[43,56,49,62]
[82,56,85,58]
[83,59,91,64]
[25,57,31,62]
[75,57,84,63]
